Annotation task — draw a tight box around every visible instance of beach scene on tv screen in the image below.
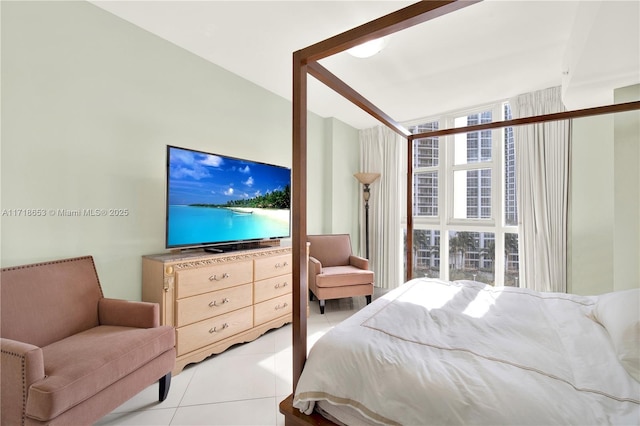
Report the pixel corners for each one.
[167,146,290,247]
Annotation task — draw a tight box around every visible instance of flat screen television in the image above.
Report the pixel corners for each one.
[166,145,291,250]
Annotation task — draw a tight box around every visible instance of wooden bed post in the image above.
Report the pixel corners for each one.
[291,50,308,391]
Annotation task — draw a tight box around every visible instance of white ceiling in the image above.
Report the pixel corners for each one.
[91,0,639,130]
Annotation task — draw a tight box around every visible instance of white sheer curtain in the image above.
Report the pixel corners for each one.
[510,86,570,292]
[358,126,404,289]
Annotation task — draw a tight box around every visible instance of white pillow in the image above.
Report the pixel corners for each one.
[592,288,640,382]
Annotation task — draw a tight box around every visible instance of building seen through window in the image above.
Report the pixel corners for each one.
[406,103,519,287]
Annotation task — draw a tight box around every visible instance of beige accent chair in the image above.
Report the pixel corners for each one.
[1,256,176,426]
[307,234,374,314]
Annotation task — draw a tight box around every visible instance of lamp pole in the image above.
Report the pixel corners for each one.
[363,183,371,259]
[354,172,380,260]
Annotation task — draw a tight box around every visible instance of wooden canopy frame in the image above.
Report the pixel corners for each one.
[283,1,640,422]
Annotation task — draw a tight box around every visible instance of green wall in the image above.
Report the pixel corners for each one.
[323,118,361,247]
[613,84,640,291]
[1,1,359,300]
[569,84,640,294]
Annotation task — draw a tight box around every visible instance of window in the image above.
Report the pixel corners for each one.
[410,121,439,217]
[410,229,440,278]
[504,232,519,286]
[449,231,494,282]
[405,102,519,287]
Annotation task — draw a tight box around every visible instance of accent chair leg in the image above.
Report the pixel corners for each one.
[319,299,325,314]
[309,290,314,301]
[366,295,372,305]
[159,372,171,402]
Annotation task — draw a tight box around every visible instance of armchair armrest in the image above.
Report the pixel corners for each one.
[308,257,323,290]
[309,256,323,275]
[1,338,45,425]
[98,298,159,328]
[349,255,369,271]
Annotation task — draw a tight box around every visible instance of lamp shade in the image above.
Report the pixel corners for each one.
[354,172,381,185]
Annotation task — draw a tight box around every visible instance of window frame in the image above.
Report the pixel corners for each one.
[404,101,519,287]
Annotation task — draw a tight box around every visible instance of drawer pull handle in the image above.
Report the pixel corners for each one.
[274,282,288,289]
[209,323,229,333]
[275,262,289,268]
[209,273,229,281]
[275,302,288,310]
[208,298,230,307]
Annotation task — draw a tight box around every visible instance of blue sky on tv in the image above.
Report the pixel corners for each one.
[168,146,290,206]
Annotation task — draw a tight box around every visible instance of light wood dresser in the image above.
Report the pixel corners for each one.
[142,245,293,375]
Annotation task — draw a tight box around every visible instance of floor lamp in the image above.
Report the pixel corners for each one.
[354,172,380,259]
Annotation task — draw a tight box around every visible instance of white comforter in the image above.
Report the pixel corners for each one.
[293,279,640,425]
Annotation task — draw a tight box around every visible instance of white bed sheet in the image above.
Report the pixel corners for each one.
[293,279,640,425]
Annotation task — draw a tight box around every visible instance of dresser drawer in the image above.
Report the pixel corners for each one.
[176,283,252,327]
[176,306,253,356]
[175,260,253,299]
[254,293,291,326]
[254,254,292,281]
[254,274,292,304]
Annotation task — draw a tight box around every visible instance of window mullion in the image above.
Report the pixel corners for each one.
[440,129,451,281]
[491,100,503,283]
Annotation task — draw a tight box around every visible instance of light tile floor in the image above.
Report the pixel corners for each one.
[95,293,378,426]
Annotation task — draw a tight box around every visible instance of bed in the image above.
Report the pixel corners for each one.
[282,1,640,424]
[292,279,640,425]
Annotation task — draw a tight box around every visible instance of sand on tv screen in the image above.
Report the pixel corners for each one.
[166,145,291,249]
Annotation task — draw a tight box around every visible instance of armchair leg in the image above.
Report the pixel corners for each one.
[309,290,315,301]
[319,299,325,314]
[366,295,372,305]
[159,372,171,402]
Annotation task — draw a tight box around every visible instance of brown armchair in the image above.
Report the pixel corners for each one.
[307,234,374,314]
[1,256,176,426]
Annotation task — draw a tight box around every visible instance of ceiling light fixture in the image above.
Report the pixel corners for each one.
[347,37,388,58]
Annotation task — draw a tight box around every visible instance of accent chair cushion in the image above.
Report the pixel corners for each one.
[27,324,175,421]
[316,266,374,288]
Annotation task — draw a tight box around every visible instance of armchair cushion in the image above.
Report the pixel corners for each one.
[29,325,175,421]
[315,266,374,288]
